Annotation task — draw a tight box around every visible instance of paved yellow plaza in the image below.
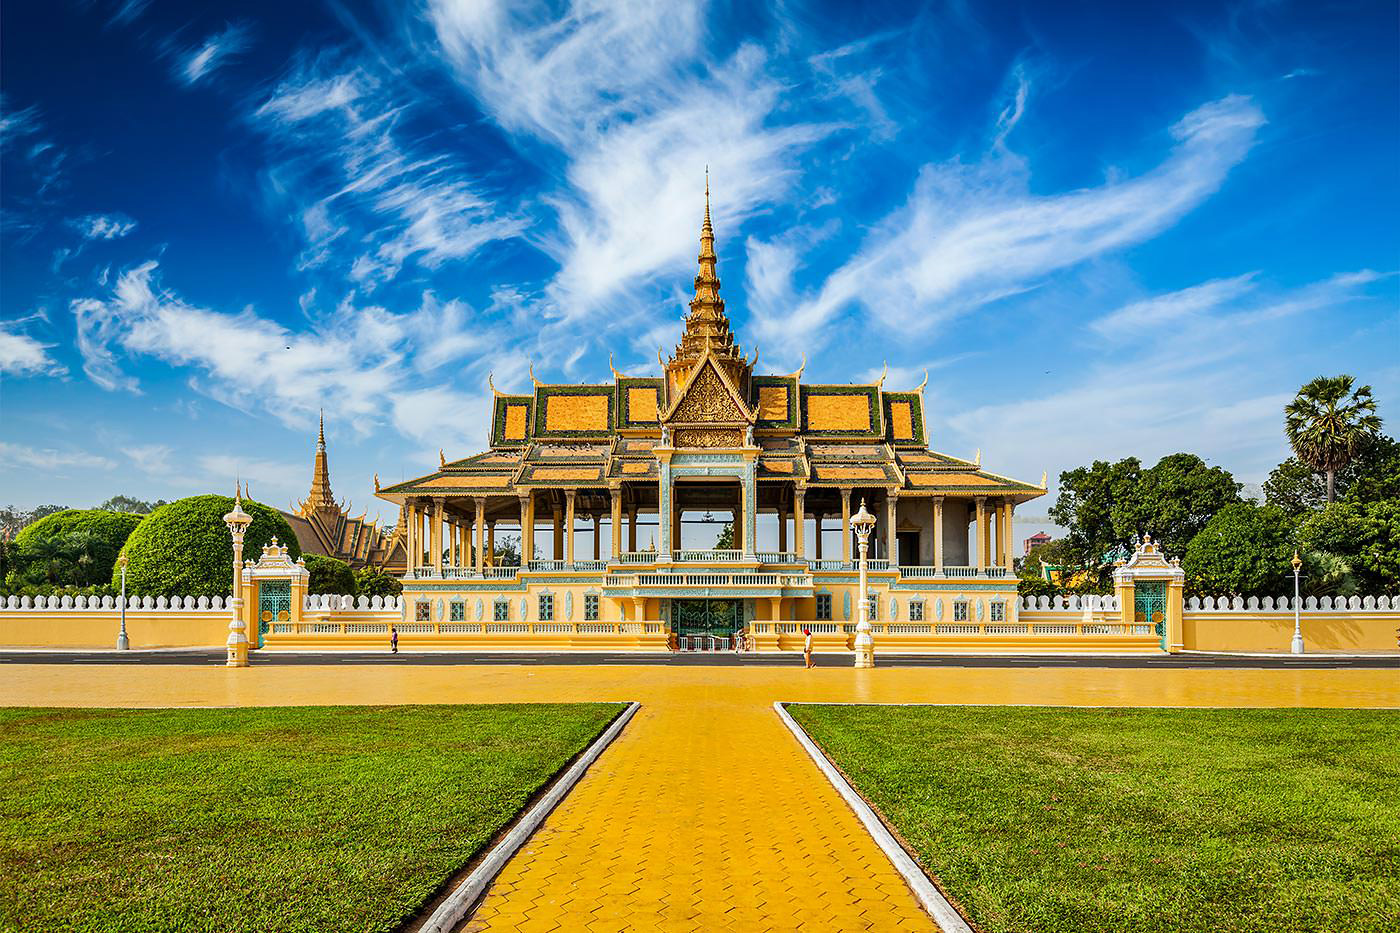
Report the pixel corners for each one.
[4,663,1396,932]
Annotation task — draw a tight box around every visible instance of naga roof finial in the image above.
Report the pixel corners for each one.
[916,369,929,393]
[788,352,806,381]
[609,353,626,380]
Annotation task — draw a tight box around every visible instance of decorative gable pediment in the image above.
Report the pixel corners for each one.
[664,355,752,425]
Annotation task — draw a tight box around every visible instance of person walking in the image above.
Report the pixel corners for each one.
[803,626,814,669]
[390,624,398,655]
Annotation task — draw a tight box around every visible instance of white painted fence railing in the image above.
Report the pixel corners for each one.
[3,594,230,610]
[1185,594,1397,611]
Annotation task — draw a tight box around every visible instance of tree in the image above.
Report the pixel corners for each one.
[119,495,300,597]
[713,520,735,550]
[353,567,403,598]
[9,509,144,587]
[1342,436,1400,505]
[1020,537,1076,581]
[493,534,522,567]
[1111,453,1241,558]
[0,504,69,539]
[1296,500,1400,594]
[1050,459,1141,583]
[1181,503,1296,597]
[96,494,167,514]
[1264,435,1400,513]
[1284,375,1383,503]
[303,555,356,595]
[1049,453,1241,588]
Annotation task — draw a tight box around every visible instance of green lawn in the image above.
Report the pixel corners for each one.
[788,705,1400,933]
[0,703,624,933]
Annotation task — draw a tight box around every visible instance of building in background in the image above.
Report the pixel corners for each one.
[1024,531,1052,555]
[281,415,406,574]
[369,187,1046,650]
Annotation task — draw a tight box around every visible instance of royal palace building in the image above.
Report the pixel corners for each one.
[374,191,1045,651]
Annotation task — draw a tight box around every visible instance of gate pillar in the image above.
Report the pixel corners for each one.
[1112,534,1185,653]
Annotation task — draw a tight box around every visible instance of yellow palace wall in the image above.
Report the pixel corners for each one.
[1183,608,1398,653]
[0,608,229,649]
[3,590,1397,654]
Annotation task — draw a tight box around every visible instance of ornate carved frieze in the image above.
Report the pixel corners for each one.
[674,428,743,448]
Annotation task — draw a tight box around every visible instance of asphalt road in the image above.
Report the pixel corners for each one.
[2,649,1396,668]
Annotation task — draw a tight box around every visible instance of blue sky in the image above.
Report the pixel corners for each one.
[2,0,1397,527]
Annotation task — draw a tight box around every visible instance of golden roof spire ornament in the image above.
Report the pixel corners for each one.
[665,171,750,401]
[301,412,335,514]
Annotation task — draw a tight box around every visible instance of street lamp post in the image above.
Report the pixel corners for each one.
[851,498,877,669]
[116,550,129,650]
[223,487,253,668]
[1290,550,1304,655]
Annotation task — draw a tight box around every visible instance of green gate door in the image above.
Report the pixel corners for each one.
[1134,582,1167,650]
[258,580,291,649]
[673,599,740,650]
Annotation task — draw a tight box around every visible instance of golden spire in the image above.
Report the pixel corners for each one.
[666,170,749,399]
[305,410,334,513]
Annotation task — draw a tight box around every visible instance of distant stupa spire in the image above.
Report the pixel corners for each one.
[305,409,334,512]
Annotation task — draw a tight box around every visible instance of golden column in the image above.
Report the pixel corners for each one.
[884,493,898,565]
[793,486,806,560]
[473,497,486,575]
[519,494,534,565]
[840,489,853,563]
[609,487,623,559]
[627,504,638,552]
[980,498,991,571]
[552,501,564,561]
[565,490,577,565]
[404,502,416,574]
[486,521,496,567]
[777,495,787,553]
[431,497,445,576]
[932,496,944,573]
[813,511,824,559]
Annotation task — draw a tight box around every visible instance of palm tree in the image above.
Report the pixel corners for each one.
[1284,376,1383,503]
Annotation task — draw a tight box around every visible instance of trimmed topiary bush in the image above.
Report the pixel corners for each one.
[11,509,144,587]
[304,554,356,595]
[118,495,300,597]
[353,567,403,598]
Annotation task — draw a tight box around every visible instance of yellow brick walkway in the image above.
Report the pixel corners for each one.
[4,663,1397,933]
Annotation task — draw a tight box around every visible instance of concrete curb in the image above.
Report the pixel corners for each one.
[416,700,640,933]
[774,701,974,933]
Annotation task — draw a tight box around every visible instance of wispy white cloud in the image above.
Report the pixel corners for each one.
[107,0,151,28]
[945,268,1391,487]
[123,443,175,476]
[428,0,830,318]
[751,94,1267,349]
[251,54,523,288]
[69,260,497,449]
[0,321,67,378]
[177,23,252,86]
[0,441,114,472]
[68,213,137,240]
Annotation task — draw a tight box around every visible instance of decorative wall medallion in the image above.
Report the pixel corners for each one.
[565,591,574,621]
[842,591,852,621]
[475,598,483,621]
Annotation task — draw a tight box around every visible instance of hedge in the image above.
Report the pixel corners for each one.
[303,555,356,595]
[11,509,144,587]
[118,496,300,597]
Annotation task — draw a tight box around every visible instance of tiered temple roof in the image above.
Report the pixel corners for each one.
[283,413,406,571]
[378,185,1043,506]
